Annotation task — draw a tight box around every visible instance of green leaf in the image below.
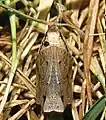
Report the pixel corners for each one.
[82,96,105,120]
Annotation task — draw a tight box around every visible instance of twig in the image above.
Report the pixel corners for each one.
[0,3,84,28]
[0,3,48,24]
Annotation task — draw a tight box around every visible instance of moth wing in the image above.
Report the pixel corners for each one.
[43,93,64,112]
[57,48,73,106]
[36,50,50,105]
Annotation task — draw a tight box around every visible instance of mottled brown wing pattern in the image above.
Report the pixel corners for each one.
[55,47,73,106]
[36,45,73,109]
[36,48,50,105]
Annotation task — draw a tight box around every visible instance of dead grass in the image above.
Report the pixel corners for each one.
[0,0,105,120]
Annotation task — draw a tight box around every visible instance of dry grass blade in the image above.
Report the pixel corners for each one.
[0,51,36,97]
[5,100,29,108]
[62,11,85,39]
[8,99,36,120]
[90,57,105,90]
[83,0,100,107]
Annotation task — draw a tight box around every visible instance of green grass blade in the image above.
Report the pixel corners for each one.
[83,96,105,120]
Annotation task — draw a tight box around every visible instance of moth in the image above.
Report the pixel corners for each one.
[36,26,73,113]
